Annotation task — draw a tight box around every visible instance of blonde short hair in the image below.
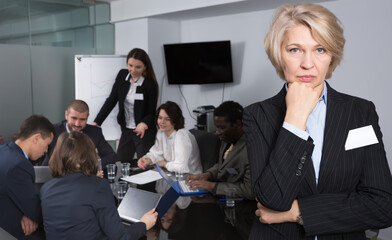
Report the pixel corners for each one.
[265,3,345,80]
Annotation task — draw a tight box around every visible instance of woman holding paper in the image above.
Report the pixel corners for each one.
[137,101,202,175]
[243,3,392,239]
[93,48,158,165]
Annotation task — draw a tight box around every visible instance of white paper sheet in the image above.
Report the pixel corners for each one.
[121,170,162,185]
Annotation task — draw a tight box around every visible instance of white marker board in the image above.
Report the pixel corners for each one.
[75,55,127,141]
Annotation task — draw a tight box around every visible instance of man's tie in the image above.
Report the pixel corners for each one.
[223,144,234,161]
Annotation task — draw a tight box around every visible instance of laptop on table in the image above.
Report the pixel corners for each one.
[118,187,179,222]
[34,166,52,193]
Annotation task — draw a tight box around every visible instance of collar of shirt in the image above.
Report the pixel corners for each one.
[65,122,71,133]
[125,73,145,86]
[22,149,28,159]
[166,129,177,140]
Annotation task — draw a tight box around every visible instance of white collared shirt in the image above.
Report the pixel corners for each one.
[124,74,145,129]
[143,129,203,174]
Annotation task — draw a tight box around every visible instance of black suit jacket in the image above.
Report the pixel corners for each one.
[42,120,117,168]
[41,173,146,240]
[243,82,392,240]
[0,142,41,239]
[94,69,158,131]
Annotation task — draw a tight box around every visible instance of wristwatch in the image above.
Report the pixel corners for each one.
[296,215,304,225]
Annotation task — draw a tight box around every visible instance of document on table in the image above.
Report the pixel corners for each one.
[121,170,162,185]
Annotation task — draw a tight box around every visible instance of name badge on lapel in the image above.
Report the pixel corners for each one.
[226,168,238,175]
[345,125,378,151]
[134,93,144,100]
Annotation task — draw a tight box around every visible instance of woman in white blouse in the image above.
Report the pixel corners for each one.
[137,101,202,174]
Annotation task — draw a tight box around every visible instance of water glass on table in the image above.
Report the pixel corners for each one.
[224,187,237,208]
[106,164,116,183]
[116,181,128,200]
[121,163,130,177]
[175,171,184,181]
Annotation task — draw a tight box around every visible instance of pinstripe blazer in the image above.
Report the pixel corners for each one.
[243,82,392,240]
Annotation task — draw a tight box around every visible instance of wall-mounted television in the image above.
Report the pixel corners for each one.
[163,40,234,85]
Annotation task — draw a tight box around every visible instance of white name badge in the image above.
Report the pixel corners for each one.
[345,125,378,151]
[134,93,144,100]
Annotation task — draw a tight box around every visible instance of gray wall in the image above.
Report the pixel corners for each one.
[0,44,96,142]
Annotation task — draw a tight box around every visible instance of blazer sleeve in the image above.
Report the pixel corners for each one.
[94,70,123,125]
[94,180,146,240]
[206,141,254,199]
[243,103,315,211]
[7,162,41,222]
[214,163,254,200]
[299,102,392,236]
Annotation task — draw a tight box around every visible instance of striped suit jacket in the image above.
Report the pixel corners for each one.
[243,82,392,240]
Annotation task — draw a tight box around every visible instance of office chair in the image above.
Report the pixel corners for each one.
[190,129,220,171]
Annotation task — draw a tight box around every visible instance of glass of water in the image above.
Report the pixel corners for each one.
[106,164,116,183]
[116,181,128,200]
[175,170,184,181]
[224,187,237,208]
[121,163,130,177]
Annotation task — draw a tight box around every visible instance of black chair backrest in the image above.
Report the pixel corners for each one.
[190,129,220,171]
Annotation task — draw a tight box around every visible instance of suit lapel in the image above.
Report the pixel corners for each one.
[220,135,245,169]
[317,82,351,190]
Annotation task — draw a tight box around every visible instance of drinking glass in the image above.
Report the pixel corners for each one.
[121,163,130,177]
[224,187,237,207]
[116,181,128,200]
[106,164,116,183]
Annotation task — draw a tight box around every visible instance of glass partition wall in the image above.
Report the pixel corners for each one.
[0,0,114,143]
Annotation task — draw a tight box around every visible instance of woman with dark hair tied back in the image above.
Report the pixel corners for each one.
[137,101,202,174]
[40,131,157,240]
[93,48,159,165]
[243,3,392,240]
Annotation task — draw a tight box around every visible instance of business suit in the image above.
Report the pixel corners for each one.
[40,172,146,240]
[243,82,392,240]
[42,120,117,168]
[0,142,42,239]
[94,69,158,162]
[206,134,254,199]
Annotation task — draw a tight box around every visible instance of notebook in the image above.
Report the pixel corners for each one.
[155,164,209,196]
[118,187,179,222]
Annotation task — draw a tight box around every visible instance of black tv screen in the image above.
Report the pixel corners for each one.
[163,41,234,84]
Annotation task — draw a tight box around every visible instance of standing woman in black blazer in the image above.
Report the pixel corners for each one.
[243,3,392,240]
[93,48,159,164]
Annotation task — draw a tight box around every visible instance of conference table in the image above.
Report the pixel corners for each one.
[110,164,256,240]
